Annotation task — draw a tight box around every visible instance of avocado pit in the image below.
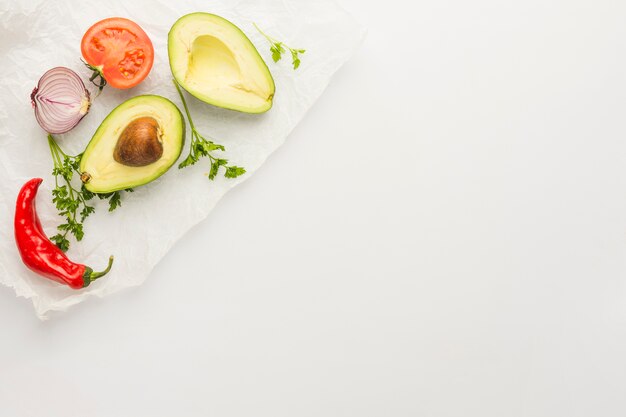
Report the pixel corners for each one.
[114,117,163,167]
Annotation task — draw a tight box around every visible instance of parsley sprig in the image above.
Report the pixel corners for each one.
[47,134,129,251]
[254,23,306,70]
[173,80,246,180]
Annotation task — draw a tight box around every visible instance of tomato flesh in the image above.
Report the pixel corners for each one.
[81,18,154,89]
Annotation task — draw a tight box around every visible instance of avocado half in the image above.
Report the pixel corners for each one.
[168,12,275,114]
[80,95,185,193]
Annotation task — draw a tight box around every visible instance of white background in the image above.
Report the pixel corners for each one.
[2,0,626,415]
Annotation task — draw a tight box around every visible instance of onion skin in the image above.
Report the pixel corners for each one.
[31,67,91,134]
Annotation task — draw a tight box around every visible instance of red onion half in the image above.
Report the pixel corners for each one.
[31,67,91,134]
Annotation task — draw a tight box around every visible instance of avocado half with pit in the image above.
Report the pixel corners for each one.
[80,95,185,193]
[168,12,275,113]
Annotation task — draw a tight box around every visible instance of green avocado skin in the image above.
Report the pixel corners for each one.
[80,95,185,193]
[168,12,276,114]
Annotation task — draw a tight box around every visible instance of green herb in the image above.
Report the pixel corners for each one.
[253,23,306,70]
[47,134,129,251]
[95,189,133,212]
[173,80,246,180]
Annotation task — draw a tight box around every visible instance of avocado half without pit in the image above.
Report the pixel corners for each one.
[168,12,276,113]
[80,95,185,193]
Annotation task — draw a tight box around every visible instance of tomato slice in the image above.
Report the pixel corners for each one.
[81,17,154,90]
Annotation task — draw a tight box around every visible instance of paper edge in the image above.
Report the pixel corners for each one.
[1,0,368,320]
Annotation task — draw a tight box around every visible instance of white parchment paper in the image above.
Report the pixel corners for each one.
[0,0,364,319]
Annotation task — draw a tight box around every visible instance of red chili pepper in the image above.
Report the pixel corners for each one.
[14,178,113,289]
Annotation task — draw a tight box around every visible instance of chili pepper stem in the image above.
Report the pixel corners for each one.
[91,256,114,280]
[86,256,114,284]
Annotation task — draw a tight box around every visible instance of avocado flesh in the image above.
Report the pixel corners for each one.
[80,95,185,193]
[168,12,275,113]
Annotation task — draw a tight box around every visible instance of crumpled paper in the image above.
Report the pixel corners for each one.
[0,0,364,319]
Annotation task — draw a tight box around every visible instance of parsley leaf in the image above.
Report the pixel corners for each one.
[50,234,70,253]
[270,43,285,63]
[254,23,306,70]
[108,192,121,212]
[225,166,247,178]
[173,80,247,181]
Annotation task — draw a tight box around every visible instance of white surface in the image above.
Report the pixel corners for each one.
[2,0,626,415]
[0,0,363,318]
